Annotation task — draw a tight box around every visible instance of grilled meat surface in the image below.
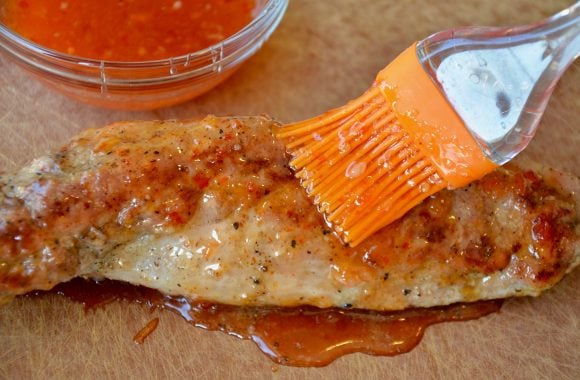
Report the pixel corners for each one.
[1,116,578,309]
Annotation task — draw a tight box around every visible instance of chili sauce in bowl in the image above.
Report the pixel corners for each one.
[0,0,288,109]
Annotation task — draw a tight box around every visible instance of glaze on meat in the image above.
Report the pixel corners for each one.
[0,116,578,308]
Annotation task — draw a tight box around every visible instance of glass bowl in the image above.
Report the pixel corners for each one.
[0,0,288,110]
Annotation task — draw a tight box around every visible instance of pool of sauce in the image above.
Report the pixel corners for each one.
[29,278,502,367]
[1,0,255,61]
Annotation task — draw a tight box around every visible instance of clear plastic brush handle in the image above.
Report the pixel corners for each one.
[416,3,580,165]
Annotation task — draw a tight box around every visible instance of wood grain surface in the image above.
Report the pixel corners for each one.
[0,1,578,379]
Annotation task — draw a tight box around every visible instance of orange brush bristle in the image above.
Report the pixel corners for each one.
[276,85,445,246]
[275,44,498,246]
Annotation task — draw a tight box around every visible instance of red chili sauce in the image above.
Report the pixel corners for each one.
[30,279,502,367]
[0,0,255,61]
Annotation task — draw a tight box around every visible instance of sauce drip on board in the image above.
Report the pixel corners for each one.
[0,0,255,61]
[29,278,502,367]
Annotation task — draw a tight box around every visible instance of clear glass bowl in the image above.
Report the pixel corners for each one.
[0,0,288,110]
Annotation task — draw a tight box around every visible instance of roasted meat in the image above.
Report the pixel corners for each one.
[1,116,578,308]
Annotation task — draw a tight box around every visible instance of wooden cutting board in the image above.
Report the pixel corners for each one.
[0,1,578,378]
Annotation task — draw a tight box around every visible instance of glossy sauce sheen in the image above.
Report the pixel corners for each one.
[1,0,255,61]
[31,279,502,367]
[1,117,578,310]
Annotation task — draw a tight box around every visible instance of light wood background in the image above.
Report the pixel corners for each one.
[0,1,578,378]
